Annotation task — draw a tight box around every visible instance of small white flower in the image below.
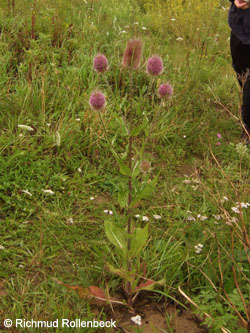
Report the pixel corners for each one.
[197,214,208,221]
[153,214,161,220]
[90,196,95,200]
[46,123,51,127]
[42,189,55,195]
[131,315,142,326]
[176,37,183,41]
[237,202,249,209]
[0,245,5,250]
[197,243,203,248]
[187,216,196,221]
[109,210,113,215]
[183,135,186,138]
[121,30,127,33]
[21,189,32,197]
[106,32,109,35]
[78,168,82,173]
[75,118,81,122]
[18,124,34,131]
[134,22,139,25]
[231,207,240,214]
[231,217,238,223]
[134,214,140,219]
[142,216,149,221]
[142,27,147,30]
[19,264,24,268]
[104,210,109,214]
[213,214,221,220]
[19,134,23,137]
[221,196,228,203]
[171,18,176,21]
[67,218,74,224]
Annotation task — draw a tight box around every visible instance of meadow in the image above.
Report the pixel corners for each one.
[0,0,250,332]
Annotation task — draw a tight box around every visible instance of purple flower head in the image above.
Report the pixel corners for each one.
[89,91,106,111]
[122,39,142,69]
[93,54,109,73]
[146,56,163,76]
[158,83,173,99]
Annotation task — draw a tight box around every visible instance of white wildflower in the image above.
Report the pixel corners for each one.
[236,202,249,209]
[104,210,113,215]
[194,243,203,254]
[42,189,55,195]
[187,216,196,221]
[131,315,142,326]
[153,214,161,220]
[121,30,127,33]
[134,214,140,219]
[142,216,149,221]
[18,124,34,131]
[142,27,147,30]
[134,22,139,25]
[197,214,208,221]
[46,123,51,127]
[19,134,23,137]
[231,207,240,214]
[67,218,74,224]
[0,245,5,250]
[75,118,81,122]
[171,18,176,21]
[176,37,183,41]
[213,214,221,220]
[19,264,24,268]
[78,168,82,173]
[221,196,228,204]
[90,196,95,200]
[21,189,32,197]
[183,135,186,138]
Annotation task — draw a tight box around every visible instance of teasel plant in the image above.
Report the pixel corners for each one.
[89,38,173,308]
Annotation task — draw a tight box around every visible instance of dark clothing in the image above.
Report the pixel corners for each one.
[228,0,250,128]
[228,1,250,44]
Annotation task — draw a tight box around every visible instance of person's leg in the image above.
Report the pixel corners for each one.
[230,32,250,132]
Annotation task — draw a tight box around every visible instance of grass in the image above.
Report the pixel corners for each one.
[0,0,250,332]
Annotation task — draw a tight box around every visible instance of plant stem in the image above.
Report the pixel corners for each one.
[126,71,133,307]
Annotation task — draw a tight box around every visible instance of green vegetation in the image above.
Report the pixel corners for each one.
[0,0,249,332]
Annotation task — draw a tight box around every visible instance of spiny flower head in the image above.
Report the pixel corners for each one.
[89,91,106,111]
[122,38,142,69]
[146,56,163,76]
[158,83,173,99]
[141,160,151,172]
[93,54,109,73]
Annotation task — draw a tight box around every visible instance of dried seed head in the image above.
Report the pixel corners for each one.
[89,91,106,111]
[122,39,142,69]
[158,83,173,99]
[146,56,163,76]
[93,54,109,73]
[141,160,151,173]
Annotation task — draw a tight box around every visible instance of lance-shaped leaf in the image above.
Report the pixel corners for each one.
[130,173,159,208]
[104,220,128,256]
[129,224,149,258]
[111,148,131,176]
[132,278,165,294]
